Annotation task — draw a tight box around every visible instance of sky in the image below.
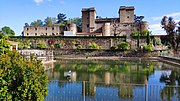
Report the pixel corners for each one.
[0,0,180,36]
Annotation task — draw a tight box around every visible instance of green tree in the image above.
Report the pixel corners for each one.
[161,16,177,50]
[0,51,48,100]
[1,26,15,36]
[132,30,140,48]
[68,17,82,32]
[30,19,44,26]
[57,13,67,24]
[44,17,56,26]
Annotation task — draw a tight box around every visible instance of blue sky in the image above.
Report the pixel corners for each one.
[0,0,180,36]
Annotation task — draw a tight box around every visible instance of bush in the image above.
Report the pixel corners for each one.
[88,42,101,49]
[54,41,65,48]
[0,51,48,100]
[143,44,154,52]
[117,42,130,51]
[36,41,48,49]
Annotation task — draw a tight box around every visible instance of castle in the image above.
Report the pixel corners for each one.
[23,6,148,36]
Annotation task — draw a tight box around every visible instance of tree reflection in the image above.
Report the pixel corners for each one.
[160,70,180,101]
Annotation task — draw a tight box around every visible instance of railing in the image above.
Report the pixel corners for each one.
[45,80,180,101]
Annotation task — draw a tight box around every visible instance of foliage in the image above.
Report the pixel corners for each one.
[88,42,101,49]
[72,41,83,49]
[30,19,44,26]
[18,40,32,49]
[0,36,10,54]
[68,17,82,32]
[153,37,162,46]
[134,15,144,22]
[57,13,67,24]
[44,17,56,26]
[54,41,65,48]
[132,30,140,36]
[36,41,48,49]
[161,16,177,50]
[0,51,48,100]
[117,42,130,51]
[143,44,154,52]
[1,26,15,36]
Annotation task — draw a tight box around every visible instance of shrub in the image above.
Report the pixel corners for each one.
[36,41,48,49]
[117,42,130,51]
[0,38,10,54]
[143,44,154,52]
[88,42,101,49]
[54,41,65,48]
[0,51,48,100]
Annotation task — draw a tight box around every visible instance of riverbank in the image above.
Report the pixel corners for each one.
[54,55,180,66]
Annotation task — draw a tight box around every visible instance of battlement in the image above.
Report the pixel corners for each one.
[82,7,96,12]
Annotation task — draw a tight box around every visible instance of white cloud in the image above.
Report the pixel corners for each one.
[149,24,166,35]
[34,0,44,5]
[151,12,180,21]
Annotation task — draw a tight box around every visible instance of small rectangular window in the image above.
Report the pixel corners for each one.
[35,28,37,30]
[27,33,29,36]
[27,28,29,30]
[46,33,47,36]
[35,33,37,36]
[87,24,89,28]
[46,28,47,30]
[52,27,54,30]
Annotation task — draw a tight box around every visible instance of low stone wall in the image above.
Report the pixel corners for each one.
[52,49,160,57]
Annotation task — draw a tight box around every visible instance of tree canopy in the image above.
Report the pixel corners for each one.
[57,13,67,24]
[161,16,177,50]
[30,19,44,26]
[0,26,15,36]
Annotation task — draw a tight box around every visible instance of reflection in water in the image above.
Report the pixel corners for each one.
[45,59,180,101]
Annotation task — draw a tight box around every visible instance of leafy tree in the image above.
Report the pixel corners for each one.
[134,15,144,22]
[0,51,48,100]
[117,42,130,51]
[1,26,15,36]
[68,17,82,32]
[161,16,177,50]
[44,17,56,26]
[132,30,140,48]
[25,23,29,26]
[57,13,67,24]
[30,19,44,26]
[18,40,32,49]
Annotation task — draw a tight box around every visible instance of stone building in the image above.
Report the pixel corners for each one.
[23,24,77,36]
[23,6,148,37]
[81,6,148,36]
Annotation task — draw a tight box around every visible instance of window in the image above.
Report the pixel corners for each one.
[127,16,130,18]
[46,33,47,36]
[52,27,54,30]
[27,28,29,30]
[35,33,37,36]
[56,33,58,35]
[35,28,37,30]
[52,33,54,35]
[87,24,89,28]
[46,28,47,30]
[27,33,29,36]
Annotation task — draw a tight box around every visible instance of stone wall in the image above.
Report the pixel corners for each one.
[20,37,126,49]
[52,49,160,57]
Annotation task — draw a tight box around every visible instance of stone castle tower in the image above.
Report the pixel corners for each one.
[81,6,148,36]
